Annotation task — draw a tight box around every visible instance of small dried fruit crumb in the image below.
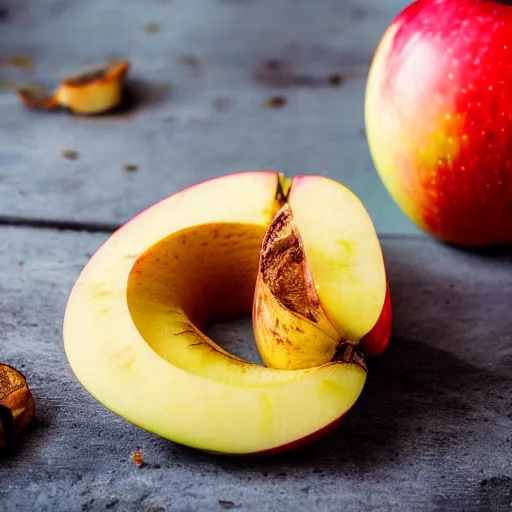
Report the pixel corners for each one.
[265,96,287,109]
[328,73,344,86]
[132,448,144,467]
[124,164,138,172]
[15,84,51,109]
[1,55,33,71]
[218,500,236,509]
[61,150,79,160]
[145,23,161,34]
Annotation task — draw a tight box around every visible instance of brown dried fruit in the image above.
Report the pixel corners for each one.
[327,73,344,87]
[132,448,144,467]
[0,55,33,71]
[16,60,130,115]
[61,149,79,160]
[0,364,35,449]
[218,500,236,509]
[265,96,287,109]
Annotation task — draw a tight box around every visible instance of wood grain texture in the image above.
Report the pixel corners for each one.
[0,0,419,235]
[0,226,510,511]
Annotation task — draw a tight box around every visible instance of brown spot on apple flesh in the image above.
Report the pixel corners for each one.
[269,327,291,345]
[260,203,321,322]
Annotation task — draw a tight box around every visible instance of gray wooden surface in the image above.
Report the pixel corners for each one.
[1,1,511,511]
[0,0,420,235]
[1,226,511,511]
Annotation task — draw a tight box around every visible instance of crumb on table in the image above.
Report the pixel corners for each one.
[61,150,79,160]
[328,73,344,86]
[145,23,162,34]
[132,448,144,467]
[265,96,287,108]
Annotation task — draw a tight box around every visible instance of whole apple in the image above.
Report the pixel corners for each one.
[365,0,512,245]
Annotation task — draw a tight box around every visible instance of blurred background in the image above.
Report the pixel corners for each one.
[0,0,416,234]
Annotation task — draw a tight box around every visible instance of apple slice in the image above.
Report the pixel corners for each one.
[63,171,367,455]
[253,175,391,370]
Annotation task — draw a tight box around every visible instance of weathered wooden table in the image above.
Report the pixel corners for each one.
[1,1,511,510]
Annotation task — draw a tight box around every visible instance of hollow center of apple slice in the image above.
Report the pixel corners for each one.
[127,222,297,383]
[126,221,365,382]
[127,222,264,328]
[207,317,263,365]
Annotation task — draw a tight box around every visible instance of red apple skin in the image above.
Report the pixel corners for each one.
[203,413,347,457]
[251,414,345,456]
[359,282,393,357]
[365,0,512,246]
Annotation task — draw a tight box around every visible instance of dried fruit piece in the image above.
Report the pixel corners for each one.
[17,60,130,115]
[61,149,79,160]
[16,84,58,110]
[132,448,144,467]
[265,96,287,108]
[0,55,33,71]
[0,364,35,449]
[328,73,344,86]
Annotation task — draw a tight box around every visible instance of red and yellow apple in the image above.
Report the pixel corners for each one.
[63,171,391,455]
[365,0,512,246]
